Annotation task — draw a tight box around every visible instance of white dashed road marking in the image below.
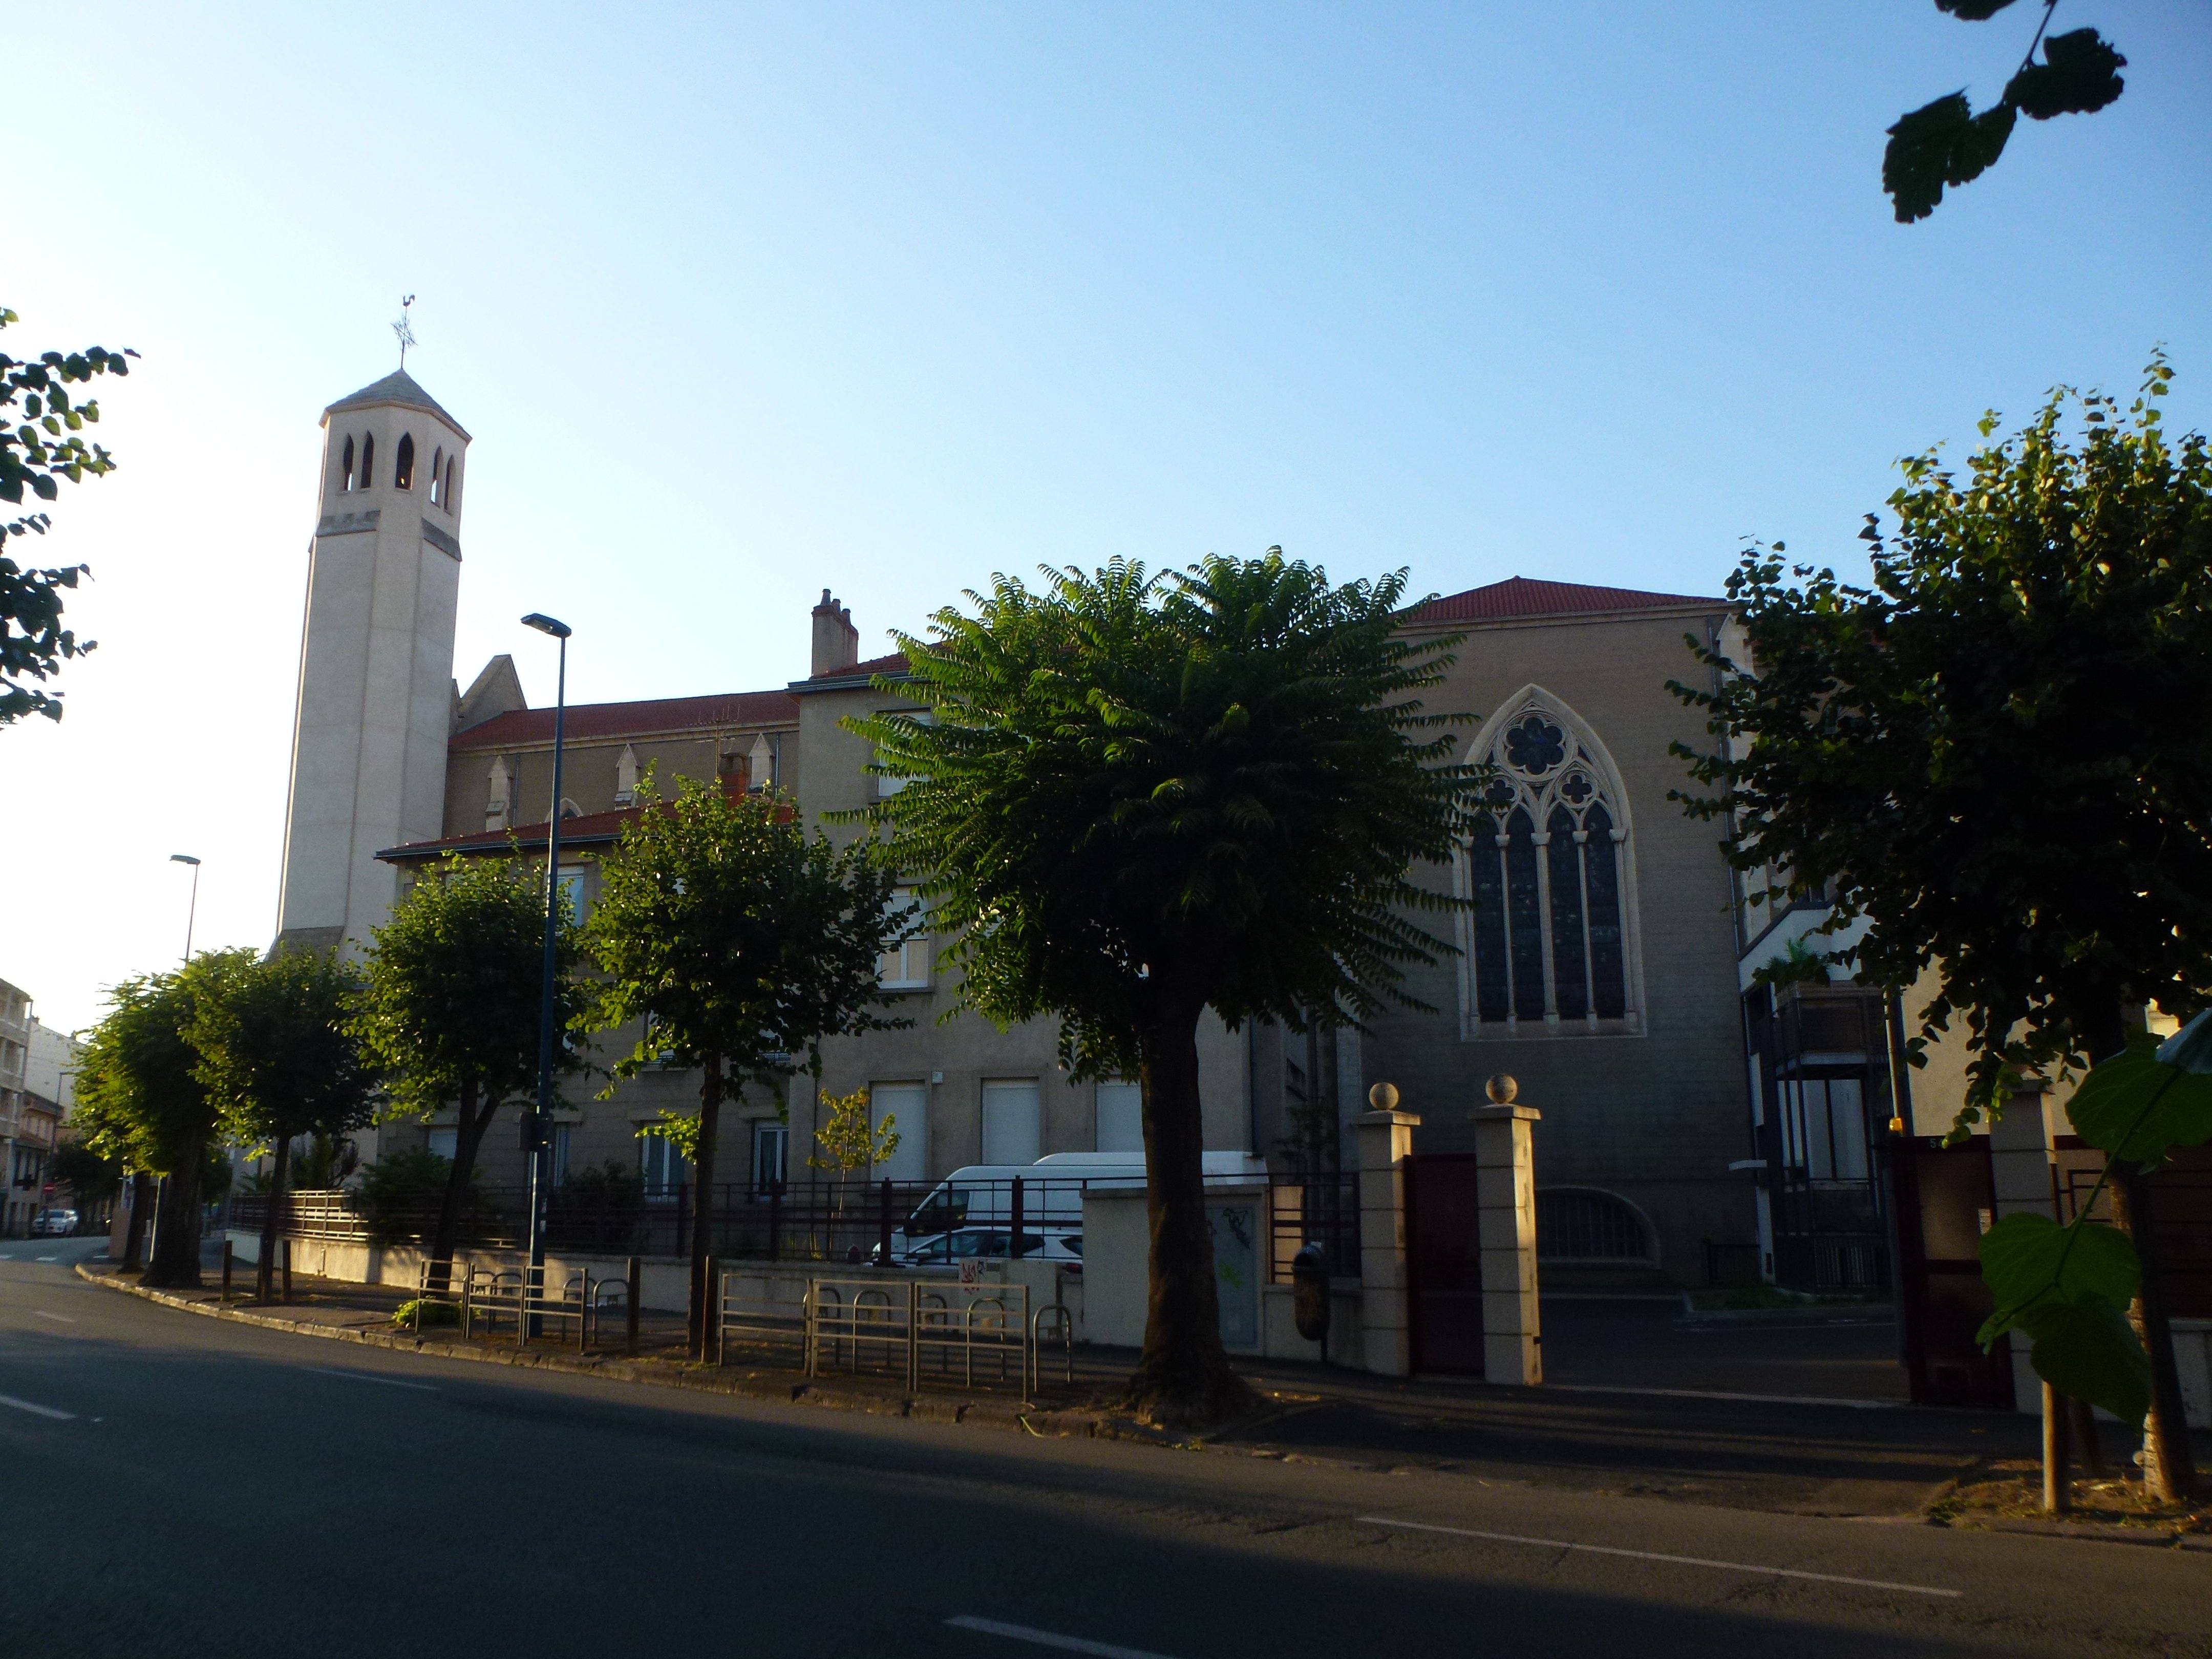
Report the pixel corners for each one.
[294,1366,439,1393]
[0,1393,76,1421]
[1356,1517,1961,1599]
[34,1256,59,1263]
[946,1616,1181,1658]
[33,1311,76,1324]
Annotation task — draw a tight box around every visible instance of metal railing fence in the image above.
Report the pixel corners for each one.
[231,1173,1174,1264]
[1266,1174,1360,1283]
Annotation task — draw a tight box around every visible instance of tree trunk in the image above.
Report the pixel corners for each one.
[121,1171,153,1272]
[2110,1163,2199,1503]
[257,1137,292,1303]
[143,1141,206,1288]
[427,1078,487,1296]
[2041,1382,2072,1514]
[689,1054,721,1360]
[1126,995,1258,1427]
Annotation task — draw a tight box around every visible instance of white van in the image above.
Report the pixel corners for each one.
[892,1151,1265,1259]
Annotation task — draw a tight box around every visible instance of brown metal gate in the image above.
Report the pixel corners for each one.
[1405,1153,1483,1375]
[1890,1136,2014,1408]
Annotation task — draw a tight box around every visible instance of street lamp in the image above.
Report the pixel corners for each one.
[520,612,571,1307]
[169,854,202,961]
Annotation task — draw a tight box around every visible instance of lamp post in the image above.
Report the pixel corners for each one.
[169,854,202,960]
[520,612,571,1311]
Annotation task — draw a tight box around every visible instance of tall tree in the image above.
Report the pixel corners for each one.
[851,552,1482,1424]
[586,776,909,1359]
[356,854,585,1293]
[1,307,133,726]
[192,945,380,1301]
[74,965,222,1287]
[1671,362,2211,1497]
[1883,2,2127,223]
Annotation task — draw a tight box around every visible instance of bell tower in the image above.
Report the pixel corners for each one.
[275,368,470,954]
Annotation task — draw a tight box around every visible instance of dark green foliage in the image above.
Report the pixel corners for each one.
[357,854,586,1124]
[849,550,1483,1419]
[1884,4,2126,222]
[47,1137,121,1211]
[849,552,1481,1078]
[356,1146,462,1244]
[357,1146,458,1206]
[0,305,134,725]
[1883,94,2016,223]
[192,945,379,1168]
[587,776,910,1116]
[356,853,586,1285]
[1672,364,2212,1117]
[587,775,909,1357]
[74,962,225,1285]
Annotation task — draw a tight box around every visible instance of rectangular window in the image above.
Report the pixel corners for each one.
[550,1125,572,1184]
[877,889,929,989]
[638,1131,689,1196]
[1096,1080,1143,1155]
[981,1078,1041,1166]
[750,1123,789,1196]
[869,1082,928,1182]
[427,1127,458,1162]
[556,866,588,923]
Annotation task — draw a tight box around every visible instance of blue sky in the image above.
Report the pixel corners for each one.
[6,2,2208,1029]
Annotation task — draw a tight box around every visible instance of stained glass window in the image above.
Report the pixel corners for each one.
[1465,695,1637,1034]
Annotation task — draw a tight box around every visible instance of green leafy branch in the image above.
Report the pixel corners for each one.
[1884,2,2126,223]
[1977,1013,2212,1425]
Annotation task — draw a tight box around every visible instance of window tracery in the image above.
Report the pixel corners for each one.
[1459,691,1643,1037]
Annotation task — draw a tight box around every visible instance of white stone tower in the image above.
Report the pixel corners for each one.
[275,369,470,955]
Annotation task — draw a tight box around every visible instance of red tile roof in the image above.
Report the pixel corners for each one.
[1405,576,1726,626]
[377,792,797,863]
[452,689,799,750]
[792,651,912,691]
[377,806,648,861]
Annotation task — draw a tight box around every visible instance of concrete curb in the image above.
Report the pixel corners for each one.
[75,1263,1126,1442]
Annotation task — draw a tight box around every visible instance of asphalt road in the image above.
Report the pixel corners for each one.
[4,1241,2207,1659]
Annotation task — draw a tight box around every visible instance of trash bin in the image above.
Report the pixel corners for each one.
[1291,1241,1331,1345]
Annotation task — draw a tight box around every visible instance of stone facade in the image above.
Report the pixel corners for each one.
[274,371,1759,1281]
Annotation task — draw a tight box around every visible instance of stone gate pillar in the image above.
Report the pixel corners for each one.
[1356,1085,1419,1377]
[1474,1074,1543,1386]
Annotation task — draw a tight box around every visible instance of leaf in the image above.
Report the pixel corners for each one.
[1979,1210,2140,1322]
[1884,94,2017,222]
[2155,1008,2212,1075]
[2018,1297,2151,1427]
[1934,0,2019,17]
[2064,1039,2212,1161]
[2005,29,2126,122]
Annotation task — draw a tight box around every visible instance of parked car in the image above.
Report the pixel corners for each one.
[890,1151,1264,1260]
[31,1208,78,1237]
[894,1227,1082,1266]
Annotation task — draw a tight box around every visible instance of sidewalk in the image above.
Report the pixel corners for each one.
[79,1258,2171,1524]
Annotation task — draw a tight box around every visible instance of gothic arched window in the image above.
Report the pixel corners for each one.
[444,456,457,511]
[393,433,416,491]
[359,433,375,490]
[1458,689,1643,1037]
[340,435,356,492]
[429,445,444,504]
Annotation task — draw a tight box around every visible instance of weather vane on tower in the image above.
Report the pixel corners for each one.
[392,294,416,369]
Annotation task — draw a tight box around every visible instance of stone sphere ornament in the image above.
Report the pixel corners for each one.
[1369,1081,1400,1112]
[1486,1073,1518,1104]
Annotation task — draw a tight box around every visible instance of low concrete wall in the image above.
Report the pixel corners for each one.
[2176,1318,2211,1430]
[225,1229,1087,1333]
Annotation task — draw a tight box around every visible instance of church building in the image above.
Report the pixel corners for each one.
[276,368,1824,1287]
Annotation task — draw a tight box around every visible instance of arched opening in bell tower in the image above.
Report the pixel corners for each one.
[394,433,416,491]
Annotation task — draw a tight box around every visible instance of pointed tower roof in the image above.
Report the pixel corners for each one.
[323,368,470,440]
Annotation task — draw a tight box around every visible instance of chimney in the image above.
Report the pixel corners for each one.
[811,588,860,676]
